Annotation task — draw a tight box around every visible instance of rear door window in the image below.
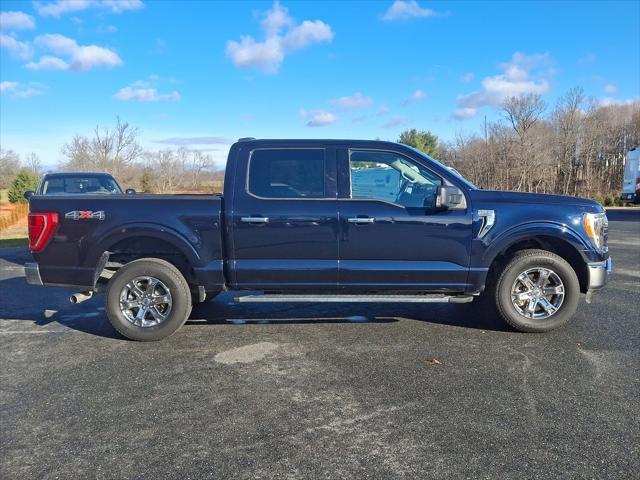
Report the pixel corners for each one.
[248,149,325,199]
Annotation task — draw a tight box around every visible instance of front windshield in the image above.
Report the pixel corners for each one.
[404,145,477,190]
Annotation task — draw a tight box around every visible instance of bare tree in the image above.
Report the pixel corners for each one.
[0,149,21,189]
[61,117,142,178]
[502,94,547,190]
[24,152,42,175]
[190,151,214,189]
[143,150,184,193]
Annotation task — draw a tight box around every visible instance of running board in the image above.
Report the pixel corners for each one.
[234,294,474,304]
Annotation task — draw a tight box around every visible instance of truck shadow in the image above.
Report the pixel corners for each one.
[0,276,511,340]
[189,294,511,333]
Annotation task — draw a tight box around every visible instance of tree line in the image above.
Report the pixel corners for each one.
[1,88,639,203]
[404,88,639,199]
[0,117,223,201]
[58,117,223,193]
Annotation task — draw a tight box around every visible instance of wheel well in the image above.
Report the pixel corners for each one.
[103,236,194,285]
[489,236,589,293]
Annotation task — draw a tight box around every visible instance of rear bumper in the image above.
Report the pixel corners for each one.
[587,257,612,290]
[24,262,43,286]
[622,192,636,202]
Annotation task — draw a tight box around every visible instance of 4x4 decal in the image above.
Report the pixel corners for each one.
[65,210,105,220]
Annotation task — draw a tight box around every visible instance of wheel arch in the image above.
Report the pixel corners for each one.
[485,228,590,293]
[89,224,201,285]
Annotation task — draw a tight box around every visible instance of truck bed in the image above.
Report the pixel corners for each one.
[29,194,224,290]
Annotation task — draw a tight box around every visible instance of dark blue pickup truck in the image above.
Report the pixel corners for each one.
[25,139,611,341]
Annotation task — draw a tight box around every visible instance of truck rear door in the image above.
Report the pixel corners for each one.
[228,144,339,290]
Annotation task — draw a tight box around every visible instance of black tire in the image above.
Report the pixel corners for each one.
[493,249,580,333]
[105,258,192,341]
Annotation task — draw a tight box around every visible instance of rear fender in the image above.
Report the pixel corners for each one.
[87,222,201,268]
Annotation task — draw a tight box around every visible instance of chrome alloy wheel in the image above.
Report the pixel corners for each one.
[510,267,565,320]
[119,276,172,327]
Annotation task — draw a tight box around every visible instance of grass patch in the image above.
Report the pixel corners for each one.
[0,237,28,248]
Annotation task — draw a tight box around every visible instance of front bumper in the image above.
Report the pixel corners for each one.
[587,257,612,290]
[24,262,43,286]
[622,192,636,202]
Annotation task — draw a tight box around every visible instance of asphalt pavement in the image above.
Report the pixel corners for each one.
[1,209,638,479]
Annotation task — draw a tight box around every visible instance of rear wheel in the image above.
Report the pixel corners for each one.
[105,258,192,341]
[493,249,580,332]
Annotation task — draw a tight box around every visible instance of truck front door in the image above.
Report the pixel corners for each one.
[337,148,473,292]
[229,145,339,290]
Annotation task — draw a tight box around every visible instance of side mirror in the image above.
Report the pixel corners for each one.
[436,185,466,210]
[125,188,136,194]
[24,190,35,200]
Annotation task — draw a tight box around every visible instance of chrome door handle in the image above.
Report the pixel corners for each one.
[347,217,375,224]
[241,216,269,224]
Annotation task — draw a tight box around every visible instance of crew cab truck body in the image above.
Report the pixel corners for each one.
[25,139,611,340]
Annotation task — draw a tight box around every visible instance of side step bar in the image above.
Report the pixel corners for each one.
[234,294,474,304]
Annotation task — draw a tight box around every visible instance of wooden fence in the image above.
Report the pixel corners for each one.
[0,204,29,231]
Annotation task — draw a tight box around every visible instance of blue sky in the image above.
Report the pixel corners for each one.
[1,0,639,169]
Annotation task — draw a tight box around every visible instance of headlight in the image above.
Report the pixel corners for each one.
[583,212,608,250]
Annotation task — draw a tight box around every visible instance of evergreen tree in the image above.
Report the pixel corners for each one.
[8,168,39,204]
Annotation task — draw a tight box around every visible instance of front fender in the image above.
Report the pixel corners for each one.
[478,221,591,267]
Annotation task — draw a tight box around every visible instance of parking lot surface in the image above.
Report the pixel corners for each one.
[1,209,638,479]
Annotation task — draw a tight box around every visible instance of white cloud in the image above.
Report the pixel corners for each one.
[377,105,390,115]
[34,0,93,17]
[452,107,477,120]
[382,116,409,128]
[329,92,372,109]
[30,33,122,70]
[604,83,618,94]
[404,89,425,105]
[0,81,20,93]
[114,86,180,102]
[299,108,339,127]
[34,0,143,18]
[0,81,46,98]
[14,86,45,98]
[0,34,33,59]
[26,55,69,70]
[101,0,144,13]
[154,137,234,146]
[0,11,36,30]
[97,24,118,33]
[460,72,474,83]
[382,1,437,21]
[114,76,180,102]
[35,33,77,54]
[282,20,333,50]
[599,96,638,107]
[453,52,552,120]
[226,1,334,74]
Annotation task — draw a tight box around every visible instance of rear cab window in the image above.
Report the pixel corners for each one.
[248,149,325,199]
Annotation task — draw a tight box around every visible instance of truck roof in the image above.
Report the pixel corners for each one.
[234,138,406,149]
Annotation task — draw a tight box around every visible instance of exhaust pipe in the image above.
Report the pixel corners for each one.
[70,291,93,304]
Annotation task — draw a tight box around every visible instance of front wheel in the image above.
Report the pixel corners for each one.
[105,258,192,341]
[493,249,580,332]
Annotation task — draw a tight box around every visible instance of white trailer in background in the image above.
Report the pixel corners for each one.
[622,147,640,204]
